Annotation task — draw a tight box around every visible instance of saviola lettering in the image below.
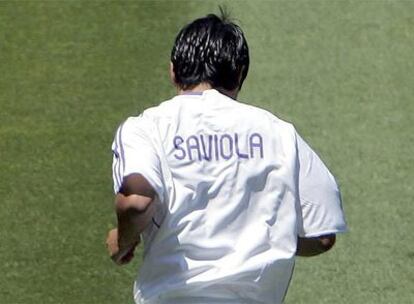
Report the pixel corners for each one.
[173,133,264,161]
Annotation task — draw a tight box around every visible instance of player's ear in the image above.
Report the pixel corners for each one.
[237,66,246,90]
[169,62,176,86]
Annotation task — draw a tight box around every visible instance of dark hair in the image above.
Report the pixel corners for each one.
[171,10,249,91]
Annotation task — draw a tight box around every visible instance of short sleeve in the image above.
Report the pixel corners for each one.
[296,132,347,237]
[111,116,164,199]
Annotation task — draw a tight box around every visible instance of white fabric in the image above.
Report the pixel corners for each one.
[111,89,347,304]
[296,134,347,237]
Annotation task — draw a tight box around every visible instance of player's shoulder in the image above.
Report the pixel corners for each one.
[138,95,179,120]
[115,113,154,140]
[114,95,177,136]
[124,95,176,123]
[235,96,296,133]
[118,114,146,129]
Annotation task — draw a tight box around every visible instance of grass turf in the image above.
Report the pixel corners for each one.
[0,1,413,303]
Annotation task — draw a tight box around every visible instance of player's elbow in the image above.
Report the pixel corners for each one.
[115,194,153,215]
[296,234,336,257]
[318,234,336,252]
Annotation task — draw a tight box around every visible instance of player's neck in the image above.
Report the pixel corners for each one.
[178,83,239,99]
[178,82,212,95]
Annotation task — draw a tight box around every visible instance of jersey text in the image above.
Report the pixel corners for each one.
[173,133,264,161]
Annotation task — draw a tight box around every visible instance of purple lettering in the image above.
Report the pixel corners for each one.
[235,133,249,159]
[199,134,213,161]
[250,133,264,159]
[220,134,233,160]
[173,136,186,160]
[174,132,264,161]
[214,134,219,161]
[187,135,201,161]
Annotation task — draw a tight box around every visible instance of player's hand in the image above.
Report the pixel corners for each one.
[106,228,139,265]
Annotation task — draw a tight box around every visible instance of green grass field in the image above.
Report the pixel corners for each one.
[1,1,413,303]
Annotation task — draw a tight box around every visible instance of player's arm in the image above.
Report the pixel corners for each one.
[296,234,336,257]
[295,131,347,257]
[107,174,156,265]
[108,117,164,264]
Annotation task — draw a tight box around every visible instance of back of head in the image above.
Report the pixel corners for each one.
[171,9,249,91]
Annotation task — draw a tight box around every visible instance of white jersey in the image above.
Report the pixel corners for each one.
[112,89,347,304]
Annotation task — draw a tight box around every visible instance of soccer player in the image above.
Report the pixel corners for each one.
[106,11,347,304]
